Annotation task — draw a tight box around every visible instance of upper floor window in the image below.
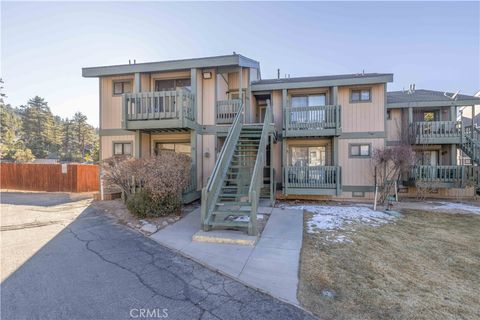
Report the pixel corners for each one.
[113,142,132,155]
[350,88,371,102]
[113,80,132,95]
[155,78,191,91]
[291,94,326,108]
[350,143,371,157]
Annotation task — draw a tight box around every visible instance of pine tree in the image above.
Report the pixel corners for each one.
[0,79,34,161]
[21,96,57,158]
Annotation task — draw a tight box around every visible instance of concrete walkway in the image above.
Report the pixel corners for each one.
[150,207,303,305]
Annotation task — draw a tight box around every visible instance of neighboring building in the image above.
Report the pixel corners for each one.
[386,89,479,198]
[457,91,480,165]
[82,54,480,232]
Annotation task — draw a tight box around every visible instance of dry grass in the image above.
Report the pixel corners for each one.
[299,209,480,320]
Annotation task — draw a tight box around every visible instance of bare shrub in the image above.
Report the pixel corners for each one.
[102,152,191,217]
[371,145,416,204]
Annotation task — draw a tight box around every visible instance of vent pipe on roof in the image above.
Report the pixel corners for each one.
[277,69,280,79]
[129,60,131,65]
[134,59,136,64]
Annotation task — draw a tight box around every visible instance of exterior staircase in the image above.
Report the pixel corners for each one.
[461,126,480,165]
[201,102,273,235]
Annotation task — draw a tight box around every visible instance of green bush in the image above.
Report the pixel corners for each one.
[126,189,182,218]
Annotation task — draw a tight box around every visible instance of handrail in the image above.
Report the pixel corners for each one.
[201,103,245,228]
[247,101,272,235]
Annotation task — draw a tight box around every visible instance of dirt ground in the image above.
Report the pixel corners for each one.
[298,208,480,320]
[92,199,200,234]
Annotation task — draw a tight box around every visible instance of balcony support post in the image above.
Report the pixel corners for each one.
[238,67,244,121]
[472,105,476,140]
[408,107,413,124]
[451,144,457,166]
[282,138,287,195]
[191,68,197,121]
[190,130,197,191]
[135,130,141,158]
[134,72,141,93]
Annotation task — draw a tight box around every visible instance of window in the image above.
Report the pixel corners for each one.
[352,191,365,197]
[113,142,132,155]
[155,78,191,91]
[113,81,132,95]
[350,144,371,157]
[290,146,326,166]
[415,150,438,166]
[154,142,191,156]
[290,94,326,124]
[386,110,391,120]
[350,88,371,102]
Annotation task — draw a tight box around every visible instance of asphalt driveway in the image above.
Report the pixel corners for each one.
[1,193,314,320]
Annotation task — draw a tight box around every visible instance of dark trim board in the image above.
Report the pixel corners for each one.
[251,74,393,91]
[283,187,338,196]
[342,185,375,192]
[100,129,135,136]
[339,131,386,139]
[387,101,478,108]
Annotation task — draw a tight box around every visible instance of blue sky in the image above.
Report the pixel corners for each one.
[2,1,479,127]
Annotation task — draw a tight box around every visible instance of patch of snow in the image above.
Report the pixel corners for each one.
[233,215,250,222]
[431,202,480,215]
[288,204,396,243]
[231,214,263,222]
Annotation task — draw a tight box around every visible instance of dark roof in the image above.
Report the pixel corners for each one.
[251,73,393,90]
[82,54,260,77]
[254,73,392,85]
[387,89,480,106]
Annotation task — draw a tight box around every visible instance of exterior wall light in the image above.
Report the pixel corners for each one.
[203,72,212,79]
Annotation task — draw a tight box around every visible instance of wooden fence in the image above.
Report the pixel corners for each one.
[0,163,99,192]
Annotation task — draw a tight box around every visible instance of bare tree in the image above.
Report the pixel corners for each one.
[371,145,416,204]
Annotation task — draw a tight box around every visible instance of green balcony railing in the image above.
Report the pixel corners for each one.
[411,121,461,143]
[216,99,242,124]
[284,165,341,191]
[411,165,467,183]
[284,105,341,136]
[122,90,195,128]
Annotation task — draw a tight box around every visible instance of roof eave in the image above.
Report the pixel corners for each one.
[251,74,393,91]
[82,54,260,78]
[387,99,480,108]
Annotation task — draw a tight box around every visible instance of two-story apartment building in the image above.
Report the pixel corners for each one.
[83,54,480,234]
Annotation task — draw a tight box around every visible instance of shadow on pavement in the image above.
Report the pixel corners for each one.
[1,204,315,320]
[0,192,93,206]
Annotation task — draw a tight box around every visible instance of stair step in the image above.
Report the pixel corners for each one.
[212,210,250,218]
[219,193,248,198]
[216,201,250,206]
[209,220,249,228]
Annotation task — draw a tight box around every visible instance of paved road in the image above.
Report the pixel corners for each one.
[1,197,315,320]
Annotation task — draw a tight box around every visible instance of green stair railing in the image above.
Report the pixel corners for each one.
[201,103,245,230]
[247,102,272,235]
[461,133,480,165]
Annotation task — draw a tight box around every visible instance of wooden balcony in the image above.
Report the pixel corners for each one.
[122,90,195,131]
[410,121,461,144]
[283,105,341,137]
[216,99,242,124]
[283,165,341,195]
